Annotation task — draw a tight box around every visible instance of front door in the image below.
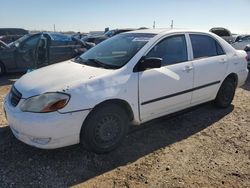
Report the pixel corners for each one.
[138,34,194,121]
[15,34,41,70]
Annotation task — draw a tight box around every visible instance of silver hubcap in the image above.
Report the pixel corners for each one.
[94,114,121,145]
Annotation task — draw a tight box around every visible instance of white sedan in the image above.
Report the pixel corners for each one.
[4,29,249,153]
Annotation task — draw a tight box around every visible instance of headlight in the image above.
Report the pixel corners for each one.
[20,93,70,113]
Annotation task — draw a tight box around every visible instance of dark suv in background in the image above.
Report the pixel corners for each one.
[0,28,29,44]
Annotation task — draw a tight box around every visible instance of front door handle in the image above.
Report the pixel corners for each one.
[219,58,227,64]
[183,66,193,72]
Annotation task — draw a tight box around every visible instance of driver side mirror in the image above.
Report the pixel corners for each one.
[244,45,250,52]
[134,57,162,72]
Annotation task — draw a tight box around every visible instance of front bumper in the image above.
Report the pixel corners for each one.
[4,96,90,149]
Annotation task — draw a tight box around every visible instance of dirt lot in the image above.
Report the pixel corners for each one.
[0,73,249,188]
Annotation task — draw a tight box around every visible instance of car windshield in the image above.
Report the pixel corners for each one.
[77,33,156,69]
[8,34,31,48]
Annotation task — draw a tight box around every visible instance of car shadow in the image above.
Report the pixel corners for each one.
[0,73,23,87]
[0,103,234,187]
[241,72,250,91]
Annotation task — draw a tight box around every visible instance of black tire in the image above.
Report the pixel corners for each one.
[0,62,5,76]
[80,104,129,153]
[214,77,236,108]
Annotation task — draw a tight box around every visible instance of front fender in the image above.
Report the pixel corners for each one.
[58,73,140,124]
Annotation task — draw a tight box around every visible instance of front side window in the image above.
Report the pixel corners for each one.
[78,33,156,69]
[190,34,225,59]
[145,35,188,66]
[8,34,30,48]
[21,35,40,50]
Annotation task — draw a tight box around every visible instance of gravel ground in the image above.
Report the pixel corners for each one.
[0,73,249,188]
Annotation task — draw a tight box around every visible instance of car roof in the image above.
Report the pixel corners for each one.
[128,28,236,53]
[127,28,211,35]
[114,28,135,31]
[28,32,73,41]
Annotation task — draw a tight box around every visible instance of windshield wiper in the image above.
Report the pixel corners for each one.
[74,57,120,69]
[88,59,119,69]
[72,57,84,63]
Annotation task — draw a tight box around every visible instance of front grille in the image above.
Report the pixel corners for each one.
[9,86,22,107]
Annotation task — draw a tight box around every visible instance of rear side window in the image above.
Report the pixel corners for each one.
[190,34,225,59]
[146,35,188,66]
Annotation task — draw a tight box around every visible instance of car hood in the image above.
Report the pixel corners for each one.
[14,60,112,98]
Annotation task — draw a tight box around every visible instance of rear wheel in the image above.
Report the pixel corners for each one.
[80,104,129,153]
[214,77,236,108]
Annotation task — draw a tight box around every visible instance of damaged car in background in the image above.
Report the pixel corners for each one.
[231,35,250,68]
[0,32,93,75]
[4,29,248,153]
[82,28,136,44]
[209,27,234,43]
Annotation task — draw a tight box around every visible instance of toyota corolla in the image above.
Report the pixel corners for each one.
[4,29,249,153]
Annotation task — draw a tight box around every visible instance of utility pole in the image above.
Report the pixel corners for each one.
[170,20,174,29]
[53,24,56,32]
[153,21,156,29]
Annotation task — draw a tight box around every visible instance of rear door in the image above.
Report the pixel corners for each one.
[138,34,194,121]
[189,34,228,104]
[48,34,79,64]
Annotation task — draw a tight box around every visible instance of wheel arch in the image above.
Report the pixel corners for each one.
[91,99,134,121]
[79,98,134,151]
[81,98,135,132]
[224,72,238,87]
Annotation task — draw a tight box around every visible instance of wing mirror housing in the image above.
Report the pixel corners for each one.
[134,57,162,72]
[244,45,250,52]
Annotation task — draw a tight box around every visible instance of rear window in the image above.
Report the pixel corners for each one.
[190,34,225,59]
[211,30,230,37]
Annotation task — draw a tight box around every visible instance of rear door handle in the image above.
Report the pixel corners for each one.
[183,66,193,72]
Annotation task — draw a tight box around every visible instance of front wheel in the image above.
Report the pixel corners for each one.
[80,104,129,153]
[214,77,236,108]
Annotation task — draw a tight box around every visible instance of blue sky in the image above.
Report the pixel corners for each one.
[0,0,249,34]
